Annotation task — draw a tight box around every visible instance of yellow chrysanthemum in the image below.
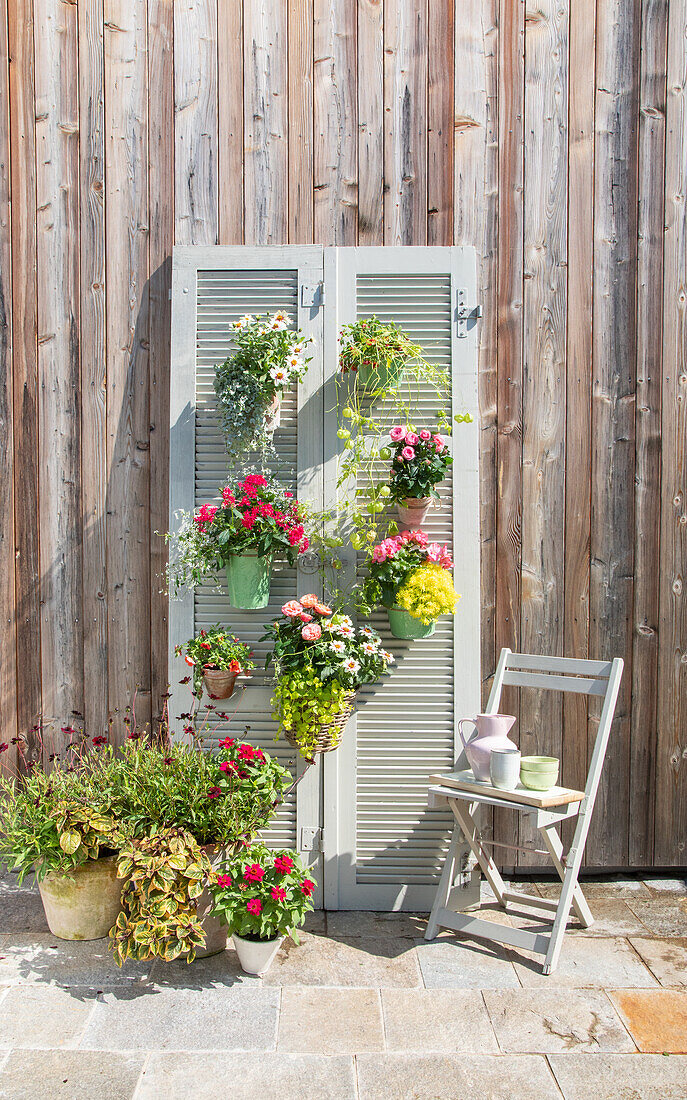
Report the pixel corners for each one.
[396,561,460,624]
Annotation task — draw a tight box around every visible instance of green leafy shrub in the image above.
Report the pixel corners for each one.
[209,842,315,942]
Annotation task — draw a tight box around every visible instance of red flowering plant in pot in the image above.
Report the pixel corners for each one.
[385,426,452,528]
[175,626,254,700]
[362,529,460,641]
[166,474,313,610]
[209,841,316,976]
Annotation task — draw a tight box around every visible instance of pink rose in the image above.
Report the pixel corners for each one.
[401,446,415,461]
[433,434,445,452]
[419,429,431,441]
[389,425,405,442]
[302,622,322,641]
[405,431,419,445]
[282,600,304,617]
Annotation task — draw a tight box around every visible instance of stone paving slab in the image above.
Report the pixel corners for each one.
[262,931,422,988]
[135,1053,357,1100]
[507,898,650,938]
[643,878,687,896]
[0,890,49,935]
[415,936,520,989]
[629,936,687,987]
[0,985,95,1050]
[627,898,687,936]
[0,935,151,988]
[608,988,687,1053]
[355,1053,561,1100]
[278,987,384,1054]
[381,989,499,1053]
[325,911,427,940]
[509,935,658,988]
[537,878,652,900]
[81,983,280,1052]
[483,988,636,1054]
[548,1053,687,1099]
[0,1050,145,1100]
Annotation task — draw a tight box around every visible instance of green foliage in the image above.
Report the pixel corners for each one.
[175,626,254,698]
[272,668,351,758]
[214,311,313,454]
[209,842,315,942]
[109,827,215,966]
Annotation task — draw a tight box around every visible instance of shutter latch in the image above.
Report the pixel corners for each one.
[456,287,482,338]
[300,826,324,852]
[301,282,324,308]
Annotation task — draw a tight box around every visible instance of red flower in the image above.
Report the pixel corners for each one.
[217,874,232,888]
[238,743,255,760]
[0,743,8,753]
[218,737,235,750]
[270,886,287,902]
[273,855,294,875]
[301,879,315,897]
[207,786,222,800]
[219,760,234,773]
[91,736,107,747]
[164,757,173,766]
[127,731,142,741]
[247,898,262,915]
[244,863,265,882]
[200,641,211,650]
[299,612,313,623]
[185,655,195,667]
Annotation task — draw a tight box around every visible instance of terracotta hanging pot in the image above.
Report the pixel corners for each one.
[397,496,432,529]
[202,668,239,700]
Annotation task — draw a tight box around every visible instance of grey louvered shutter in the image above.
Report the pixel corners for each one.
[168,247,325,864]
[322,247,481,910]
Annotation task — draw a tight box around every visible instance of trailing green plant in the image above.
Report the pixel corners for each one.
[214,310,313,455]
[175,626,254,698]
[385,425,453,503]
[209,842,315,943]
[109,827,215,965]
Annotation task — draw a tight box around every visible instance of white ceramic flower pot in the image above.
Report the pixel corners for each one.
[232,933,284,976]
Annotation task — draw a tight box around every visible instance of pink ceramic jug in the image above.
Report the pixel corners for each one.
[458,714,518,782]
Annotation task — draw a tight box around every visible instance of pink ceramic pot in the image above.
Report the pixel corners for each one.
[458,713,518,782]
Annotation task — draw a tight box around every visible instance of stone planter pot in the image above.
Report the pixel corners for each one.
[38,854,123,941]
[202,668,239,700]
[225,551,273,610]
[192,845,229,959]
[232,933,284,976]
[397,496,432,529]
[264,394,281,434]
[387,606,436,640]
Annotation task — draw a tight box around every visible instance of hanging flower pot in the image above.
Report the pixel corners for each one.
[225,551,273,610]
[283,691,357,756]
[397,496,432,529]
[38,855,123,941]
[387,606,436,640]
[358,357,404,395]
[202,668,239,700]
[232,932,284,976]
[264,393,281,434]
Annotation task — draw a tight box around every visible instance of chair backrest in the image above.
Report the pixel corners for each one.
[486,648,624,806]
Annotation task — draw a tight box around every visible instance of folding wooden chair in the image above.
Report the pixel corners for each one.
[425,648,624,974]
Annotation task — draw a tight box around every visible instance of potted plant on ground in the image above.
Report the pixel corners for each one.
[167,474,312,609]
[385,425,452,528]
[209,842,316,976]
[175,626,254,699]
[263,594,394,759]
[363,529,460,639]
[0,735,123,940]
[214,310,314,453]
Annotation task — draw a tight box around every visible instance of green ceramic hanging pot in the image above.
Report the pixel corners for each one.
[225,552,273,610]
[358,357,404,395]
[387,606,436,640]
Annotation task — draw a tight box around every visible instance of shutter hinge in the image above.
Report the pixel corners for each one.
[456,287,482,338]
[301,282,324,309]
[300,825,324,852]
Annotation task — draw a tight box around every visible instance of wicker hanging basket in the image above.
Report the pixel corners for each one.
[284,692,356,756]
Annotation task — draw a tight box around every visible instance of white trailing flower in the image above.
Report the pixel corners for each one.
[287,355,303,371]
[381,650,395,664]
[270,365,288,384]
[329,639,346,655]
[361,640,378,655]
[343,657,360,674]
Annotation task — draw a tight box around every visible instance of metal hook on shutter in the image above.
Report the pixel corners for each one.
[456,287,483,338]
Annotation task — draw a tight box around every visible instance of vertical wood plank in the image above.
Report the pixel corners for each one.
[383,0,428,245]
[494,0,525,864]
[34,0,83,742]
[427,0,454,245]
[175,0,219,246]
[314,0,357,243]
[79,0,108,737]
[563,0,595,847]
[8,0,42,754]
[288,0,313,242]
[630,0,668,865]
[0,0,17,764]
[244,0,288,245]
[105,0,151,738]
[358,0,384,245]
[148,0,174,727]
[518,0,569,866]
[655,0,687,866]
[218,0,244,245]
[589,0,641,866]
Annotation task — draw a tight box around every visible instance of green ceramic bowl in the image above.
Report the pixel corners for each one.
[519,756,559,791]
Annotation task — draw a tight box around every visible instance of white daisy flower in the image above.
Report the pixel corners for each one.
[232,319,245,330]
[290,342,305,355]
[362,641,378,655]
[360,625,375,638]
[272,310,290,324]
[287,355,303,371]
[339,625,354,639]
[337,614,353,628]
[381,650,395,664]
[270,365,288,384]
[329,639,346,655]
[240,313,254,326]
[343,657,360,674]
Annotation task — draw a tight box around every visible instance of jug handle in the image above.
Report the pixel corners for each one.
[458,718,477,752]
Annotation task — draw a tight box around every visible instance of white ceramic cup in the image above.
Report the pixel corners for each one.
[489,747,521,791]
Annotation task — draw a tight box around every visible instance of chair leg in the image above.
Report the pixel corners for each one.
[425,827,463,940]
[543,812,592,974]
[539,823,594,928]
[450,800,508,907]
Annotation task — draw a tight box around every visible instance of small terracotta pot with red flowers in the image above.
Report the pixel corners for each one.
[208,842,316,977]
[175,627,254,701]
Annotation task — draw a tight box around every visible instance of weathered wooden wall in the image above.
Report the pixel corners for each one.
[0,0,685,868]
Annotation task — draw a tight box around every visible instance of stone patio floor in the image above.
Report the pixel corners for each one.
[0,874,686,1099]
